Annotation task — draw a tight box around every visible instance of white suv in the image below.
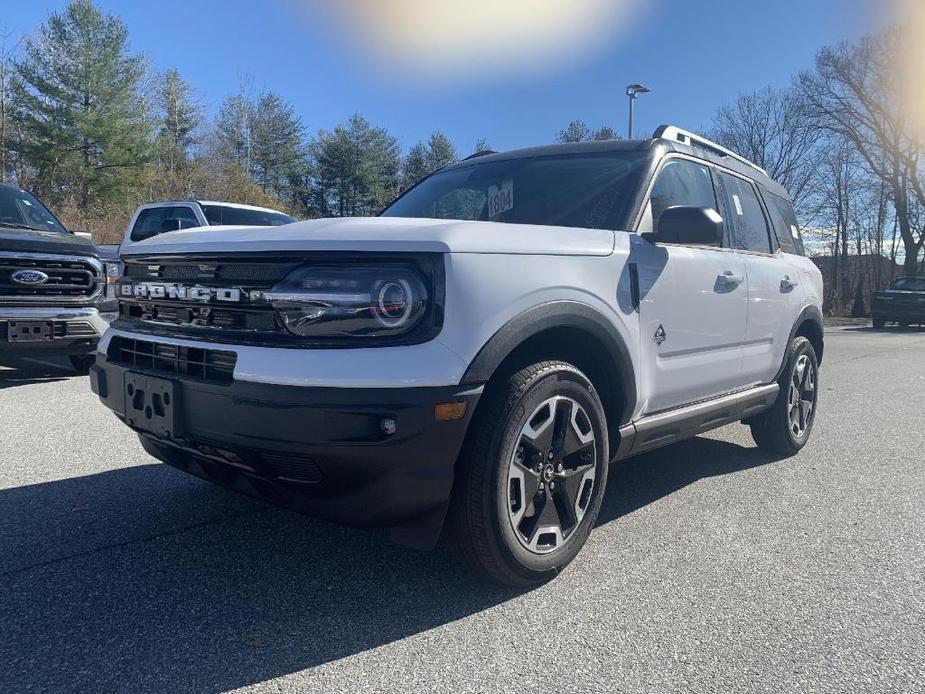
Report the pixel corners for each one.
[90,126,824,586]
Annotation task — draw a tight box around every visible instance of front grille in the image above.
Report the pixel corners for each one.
[0,255,100,300]
[119,257,295,339]
[108,336,236,383]
[119,302,278,332]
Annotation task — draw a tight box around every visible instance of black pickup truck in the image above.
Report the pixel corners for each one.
[0,183,117,372]
[871,276,925,329]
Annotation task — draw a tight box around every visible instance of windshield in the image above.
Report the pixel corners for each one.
[381,151,647,231]
[893,277,925,291]
[201,204,295,227]
[0,186,67,233]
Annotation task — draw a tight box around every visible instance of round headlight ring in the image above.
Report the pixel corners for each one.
[375,279,414,328]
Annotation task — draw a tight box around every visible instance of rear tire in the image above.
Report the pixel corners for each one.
[750,336,818,456]
[69,353,95,375]
[450,361,609,587]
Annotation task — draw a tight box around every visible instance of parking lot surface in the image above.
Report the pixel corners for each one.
[1,327,923,694]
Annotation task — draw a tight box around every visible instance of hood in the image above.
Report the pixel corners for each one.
[121,216,616,257]
[0,227,98,257]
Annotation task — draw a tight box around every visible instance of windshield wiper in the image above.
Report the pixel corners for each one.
[0,221,44,231]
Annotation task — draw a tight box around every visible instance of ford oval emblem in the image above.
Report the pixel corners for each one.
[10,269,50,285]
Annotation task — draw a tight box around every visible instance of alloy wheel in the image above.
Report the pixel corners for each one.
[788,354,816,438]
[506,396,597,554]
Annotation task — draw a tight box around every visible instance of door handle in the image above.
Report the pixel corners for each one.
[780,276,799,291]
[717,271,744,285]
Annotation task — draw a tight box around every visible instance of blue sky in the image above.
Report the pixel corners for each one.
[3,0,890,154]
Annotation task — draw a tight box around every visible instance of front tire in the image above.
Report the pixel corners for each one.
[750,336,819,456]
[450,361,609,587]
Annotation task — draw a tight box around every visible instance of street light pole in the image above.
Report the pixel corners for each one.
[625,83,651,139]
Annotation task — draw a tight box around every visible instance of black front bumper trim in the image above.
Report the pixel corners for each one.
[91,356,482,547]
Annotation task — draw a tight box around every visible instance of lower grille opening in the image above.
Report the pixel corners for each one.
[108,336,236,383]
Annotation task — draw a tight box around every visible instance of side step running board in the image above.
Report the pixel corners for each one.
[615,384,779,459]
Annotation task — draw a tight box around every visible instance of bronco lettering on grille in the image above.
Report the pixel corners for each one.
[121,283,243,302]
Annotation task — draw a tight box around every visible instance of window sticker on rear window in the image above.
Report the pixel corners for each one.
[790,224,799,239]
[732,194,744,216]
[487,179,514,218]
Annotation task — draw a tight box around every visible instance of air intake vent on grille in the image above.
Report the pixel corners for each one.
[125,262,298,282]
[108,336,236,383]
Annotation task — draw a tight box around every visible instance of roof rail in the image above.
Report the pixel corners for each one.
[652,125,767,176]
[463,150,497,161]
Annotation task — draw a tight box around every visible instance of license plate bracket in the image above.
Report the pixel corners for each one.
[124,372,181,438]
[6,320,53,343]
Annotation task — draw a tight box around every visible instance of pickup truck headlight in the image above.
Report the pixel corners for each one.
[268,266,429,338]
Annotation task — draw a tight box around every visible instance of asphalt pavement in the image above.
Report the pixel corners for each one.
[1,326,923,693]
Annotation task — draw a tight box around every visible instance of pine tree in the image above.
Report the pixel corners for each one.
[556,120,592,143]
[472,138,492,154]
[401,142,429,191]
[556,120,619,143]
[312,113,400,216]
[424,131,457,171]
[12,0,151,218]
[401,130,457,190]
[215,87,254,177]
[156,68,201,175]
[251,91,306,204]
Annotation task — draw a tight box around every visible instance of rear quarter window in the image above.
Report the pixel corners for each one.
[201,205,294,226]
[765,193,804,255]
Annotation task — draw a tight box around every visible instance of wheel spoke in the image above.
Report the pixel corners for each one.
[521,399,556,455]
[559,402,595,458]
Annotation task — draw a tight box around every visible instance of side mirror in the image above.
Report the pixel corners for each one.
[652,206,724,245]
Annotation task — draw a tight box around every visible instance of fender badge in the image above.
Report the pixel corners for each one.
[653,324,667,346]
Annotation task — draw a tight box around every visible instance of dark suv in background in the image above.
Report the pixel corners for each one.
[0,183,117,373]
[871,277,925,329]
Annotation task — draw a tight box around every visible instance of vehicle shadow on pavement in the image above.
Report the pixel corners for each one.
[597,436,783,526]
[842,325,925,333]
[0,358,75,389]
[0,436,782,693]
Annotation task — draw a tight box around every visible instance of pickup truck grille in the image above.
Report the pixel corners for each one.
[108,335,237,383]
[0,254,101,303]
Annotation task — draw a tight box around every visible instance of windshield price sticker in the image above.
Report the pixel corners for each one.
[488,180,514,218]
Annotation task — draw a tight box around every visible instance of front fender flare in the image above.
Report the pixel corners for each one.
[459,301,637,425]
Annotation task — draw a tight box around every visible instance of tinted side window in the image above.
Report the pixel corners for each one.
[202,205,294,226]
[717,173,772,253]
[130,206,198,241]
[766,193,804,255]
[642,159,717,233]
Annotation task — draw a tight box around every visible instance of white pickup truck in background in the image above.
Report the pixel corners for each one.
[118,200,295,256]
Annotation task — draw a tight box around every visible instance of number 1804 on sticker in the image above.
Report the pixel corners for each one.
[487,180,514,218]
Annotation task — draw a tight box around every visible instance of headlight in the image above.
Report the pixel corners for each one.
[104,261,123,300]
[268,265,429,338]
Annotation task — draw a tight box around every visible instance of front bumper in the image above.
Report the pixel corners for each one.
[0,306,114,356]
[90,355,482,547]
[871,303,925,323]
